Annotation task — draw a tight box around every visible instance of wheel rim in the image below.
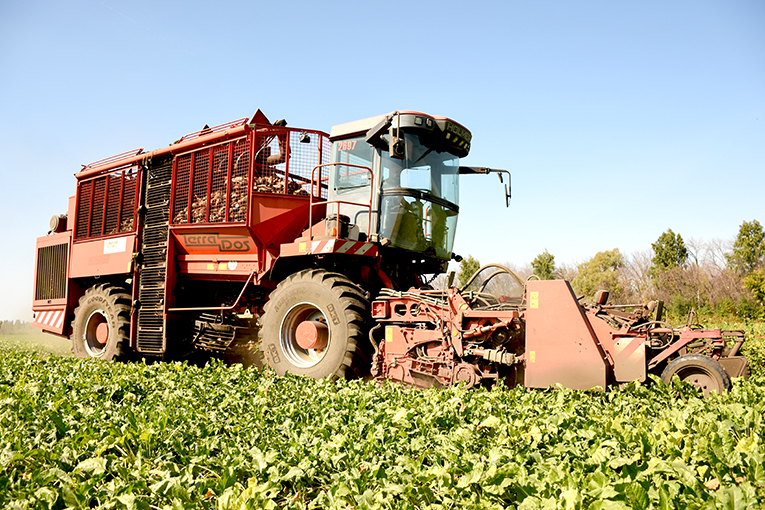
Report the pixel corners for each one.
[279,303,330,368]
[83,309,109,357]
[675,366,721,397]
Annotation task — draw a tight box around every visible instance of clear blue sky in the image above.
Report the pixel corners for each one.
[1,0,763,321]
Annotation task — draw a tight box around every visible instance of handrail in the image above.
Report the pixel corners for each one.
[82,148,144,171]
[309,163,374,240]
[177,118,248,143]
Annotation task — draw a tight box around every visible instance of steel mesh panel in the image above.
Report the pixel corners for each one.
[209,145,229,223]
[104,174,122,235]
[89,179,107,236]
[191,149,210,223]
[120,172,138,232]
[172,154,192,224]
[35,243,68,301]
[251,130,329,198]
[229,138,249,222]
[253,134,282,193]
[287,131,329,199]
[321,136,331,199]
[75,181,93,239]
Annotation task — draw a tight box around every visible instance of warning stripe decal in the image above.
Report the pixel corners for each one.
[281,239,378,258]
[310,240,376,255]
[34,308,66,330]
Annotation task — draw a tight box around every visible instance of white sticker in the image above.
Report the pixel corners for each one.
[104,237,127,254]
[227,261,238,270]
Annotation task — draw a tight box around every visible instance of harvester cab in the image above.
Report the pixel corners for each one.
[325,111,510,277]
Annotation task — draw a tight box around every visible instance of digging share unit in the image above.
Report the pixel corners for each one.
[32,110,750,396]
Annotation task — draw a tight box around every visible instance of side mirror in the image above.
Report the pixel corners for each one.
[497,172,511,207]
[459,167,512,207]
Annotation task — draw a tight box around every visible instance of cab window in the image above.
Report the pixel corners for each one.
[331,136,373,191]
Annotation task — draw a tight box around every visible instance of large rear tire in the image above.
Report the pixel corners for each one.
[259,269,369,380]
[71,284,132,360]
[661,354,731,397]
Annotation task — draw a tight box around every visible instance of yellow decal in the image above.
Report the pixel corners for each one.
[530,351,536,363]
[299,242,307,253]
[530,291,539,309]
[385,326,393,342]
[459,304,468,310]
[207,263,216,270]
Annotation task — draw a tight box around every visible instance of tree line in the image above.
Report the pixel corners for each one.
[0,321,36,334]
[458,219,765,320]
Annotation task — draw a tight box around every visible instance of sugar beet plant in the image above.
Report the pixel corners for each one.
[1,343,764,509]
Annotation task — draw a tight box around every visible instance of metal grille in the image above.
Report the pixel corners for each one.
[172,136,249,225]
[76,181,92,238]
[104,176,122,234]
[229,138,249,221]
[172,154,192,223]
[283,130,330,199]
[191,149,210,223]
[209,145,228,222]
[170,129,329,225]
[35,243,68,301]
[89,179,106,236]
[120,173,137,231]
[75,166,140,239]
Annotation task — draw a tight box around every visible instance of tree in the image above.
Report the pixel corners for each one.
[744,269,765,305]
[458,255,481,288]
[726,220,765,275]
[531,250,556,280]
[650,229,688,275]
[571,249,624,300]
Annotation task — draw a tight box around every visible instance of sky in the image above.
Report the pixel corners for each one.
[1,0,763,321]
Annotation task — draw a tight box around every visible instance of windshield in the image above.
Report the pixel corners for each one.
[381,133,459,206]
[379,133,460,259]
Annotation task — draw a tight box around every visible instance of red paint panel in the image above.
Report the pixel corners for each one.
[524,280,607,390]
[70,235,135,278]
[612,337,646,382]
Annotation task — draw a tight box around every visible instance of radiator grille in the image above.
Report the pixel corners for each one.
[75,166,140,239]
[35,243,68,300]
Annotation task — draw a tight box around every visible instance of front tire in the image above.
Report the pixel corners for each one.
[71,284,132,360]
[259,269,369,380]
[661,354,731,397]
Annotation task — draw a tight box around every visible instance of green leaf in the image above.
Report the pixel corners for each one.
[478,415,501,429]
[625,482,649,510]
[74,457,107,475]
